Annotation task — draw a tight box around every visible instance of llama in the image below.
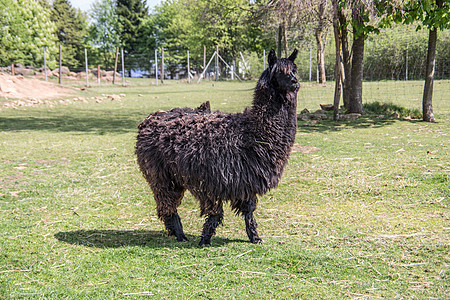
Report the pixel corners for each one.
[136,49,299,246]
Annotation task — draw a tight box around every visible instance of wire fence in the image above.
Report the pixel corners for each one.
[0,28,448,108]
[1,43,447,83]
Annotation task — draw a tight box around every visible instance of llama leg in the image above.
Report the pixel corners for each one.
[199,203,223,246]
[242,198,263,244]
[154,187,188,242]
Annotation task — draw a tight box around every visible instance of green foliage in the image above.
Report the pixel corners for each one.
[0,0,58,68]
[151,0,268,72]
[239,51,265,80]
[363,101,422,119]
[116,0,149,53]
[89,0,121,68]
[364,24,431,80]
[151,0,193,72]
[52,0,89,68]
[381,0,450,31]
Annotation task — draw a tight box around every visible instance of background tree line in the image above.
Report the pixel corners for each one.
[0,0,448,121]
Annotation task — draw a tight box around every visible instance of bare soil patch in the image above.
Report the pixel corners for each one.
[291,144,320,153]
[0,73,75,100]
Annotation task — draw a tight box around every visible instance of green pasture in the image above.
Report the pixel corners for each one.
[0,79,449,298]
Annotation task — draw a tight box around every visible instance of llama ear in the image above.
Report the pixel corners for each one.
[288,49,298,62]
[268,49,277,67]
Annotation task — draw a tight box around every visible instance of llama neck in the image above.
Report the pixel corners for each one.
[249,88,298,145]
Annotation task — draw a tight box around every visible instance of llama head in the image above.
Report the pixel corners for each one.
[268,49,299,93]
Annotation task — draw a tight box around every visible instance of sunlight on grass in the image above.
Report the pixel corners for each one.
[0,79,449,298]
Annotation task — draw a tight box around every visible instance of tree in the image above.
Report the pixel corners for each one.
[151,0,267,76]
[0,0,58,68]
[190,0,264,59]
[338,4,351,109]
[151,0,193,77]
[89,0,121,68]
[332,0,342,120]
[314,0,330,84]
[116,0,148,52]
[116,0,148,76]
[386,0,450,122]
[348,2,366,114]
[335,0,381,114]
[52,0,89,68]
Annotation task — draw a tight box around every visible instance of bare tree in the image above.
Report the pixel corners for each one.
[338,7,351,109]
[314,0,329,84]
[332,0,341,120]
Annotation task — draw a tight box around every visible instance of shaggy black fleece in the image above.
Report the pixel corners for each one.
[136,49,300,245]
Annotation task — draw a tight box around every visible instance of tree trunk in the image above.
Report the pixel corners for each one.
[349,31,364,114]
[332,0,341,121]
[422,28,437,122]
[283,20,288,57]
[315,1,326,84]
[348,6,364,114]
[315,35,326,84]
[277,24,283,58]
[338,9,351,110]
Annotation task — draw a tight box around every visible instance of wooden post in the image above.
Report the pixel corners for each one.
[121,48,125,87]
[59,44,62,84]
[113,47,119,84]
[155,49,158,86]
[97,65,101,84]
[203,46,206,70]
[43,47,47,82]
[187,50,190,83]
[160,48,164,83]
[85,48,89,87]
[11,64,15,76]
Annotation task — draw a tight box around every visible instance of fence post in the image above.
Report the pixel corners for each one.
[43,47,47,82]
[215,45,219,81]
[263,49,266,70]
[203,46,206,70]
[97,65,101,84]
[84,48,89,88]
[59,44,62,84]
[160,48,164,83]
[121,48,125,87]
[11,64,15,76]
[187,50,190,84]
[406,44,409,81]
[309,48,312,81]
[155,49,158,86]
[113,47,119,84]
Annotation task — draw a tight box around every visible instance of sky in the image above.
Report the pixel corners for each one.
[70,0,162,12]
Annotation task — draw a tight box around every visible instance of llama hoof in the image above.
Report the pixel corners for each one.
[251,237,263,244]
[198,237,211,246]
[176,234,189,242]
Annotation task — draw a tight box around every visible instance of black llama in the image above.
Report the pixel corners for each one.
[136,49,299,245]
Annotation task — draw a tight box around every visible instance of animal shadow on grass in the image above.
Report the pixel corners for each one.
[54,230,246,249]
[296,115,421,134]
[0,110,142,134]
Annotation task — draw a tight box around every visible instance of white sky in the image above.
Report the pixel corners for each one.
[70,0,162,12]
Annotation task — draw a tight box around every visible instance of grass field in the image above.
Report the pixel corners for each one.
[0,79,449,298]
